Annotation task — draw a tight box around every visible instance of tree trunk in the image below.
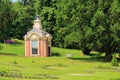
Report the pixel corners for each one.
[105,27,112,61]
[105,45,112,61]
[105,52,112,61]
[82,47,91,55]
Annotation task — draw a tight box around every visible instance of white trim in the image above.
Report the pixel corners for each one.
[50,40,52,56]
[40,40,42,56]
[44,40,46,57]
[30,40,32,56]
[48,40,50,47]
[25,40,27,56]
[38,40,40,56]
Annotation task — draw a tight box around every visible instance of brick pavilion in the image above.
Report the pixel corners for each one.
[24,16,52,57]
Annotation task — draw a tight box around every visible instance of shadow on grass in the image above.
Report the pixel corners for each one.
[71,53,105,62]
[0,53,18,56]
[52,52,61,57]
[71,57,105,62]
[0,45,3,51]
[117,58,120,62]
[115,79,120,80]
[6,44,22,47]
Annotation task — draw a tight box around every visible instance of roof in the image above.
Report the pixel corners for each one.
[24,28,52,38]
[24,16,52,39]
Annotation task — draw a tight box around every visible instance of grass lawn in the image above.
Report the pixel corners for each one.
[0,43,120,80]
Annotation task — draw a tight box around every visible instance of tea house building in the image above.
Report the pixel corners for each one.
[24,16,52,57]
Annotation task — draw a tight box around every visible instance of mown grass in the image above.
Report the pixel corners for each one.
[0,43,120,80]
[0,44,24,55]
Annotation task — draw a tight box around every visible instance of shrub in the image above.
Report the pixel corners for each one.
[4,39,15,44]
[4,39,24,44]
[11,39,24,44]
[111,54,119,67]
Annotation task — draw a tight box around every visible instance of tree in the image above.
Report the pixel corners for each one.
[55,0,120,61]
[92,0,120,61]
[0,0,13,42]
[54,0,72,47]
[11,1,35,39]
[55,0,97,55]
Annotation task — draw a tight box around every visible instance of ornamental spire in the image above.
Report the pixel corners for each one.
[33,15,42,28]
[35,15,39,20]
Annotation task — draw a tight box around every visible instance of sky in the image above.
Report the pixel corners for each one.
[12,0,17,2]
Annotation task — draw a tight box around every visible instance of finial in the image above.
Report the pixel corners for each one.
[35,15,39,20]
[33,15,42,28]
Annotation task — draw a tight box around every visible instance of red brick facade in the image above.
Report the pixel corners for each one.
[25,38,52,57]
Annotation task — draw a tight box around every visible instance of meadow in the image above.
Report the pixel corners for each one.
[0,43,120,80]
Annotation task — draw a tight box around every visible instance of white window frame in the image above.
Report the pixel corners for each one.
[30,40,39,56]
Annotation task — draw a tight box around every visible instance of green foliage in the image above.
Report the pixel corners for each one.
[11,38,24,44]
[111,54,119,67]
[0,0,13,42]
[55,0,120,59]
[55,0,96,55]
[64,31,81,49]
[11,2,35,39]
[92,0,120,61]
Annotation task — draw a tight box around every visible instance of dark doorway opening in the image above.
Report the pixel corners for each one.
[48,46,50,56]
